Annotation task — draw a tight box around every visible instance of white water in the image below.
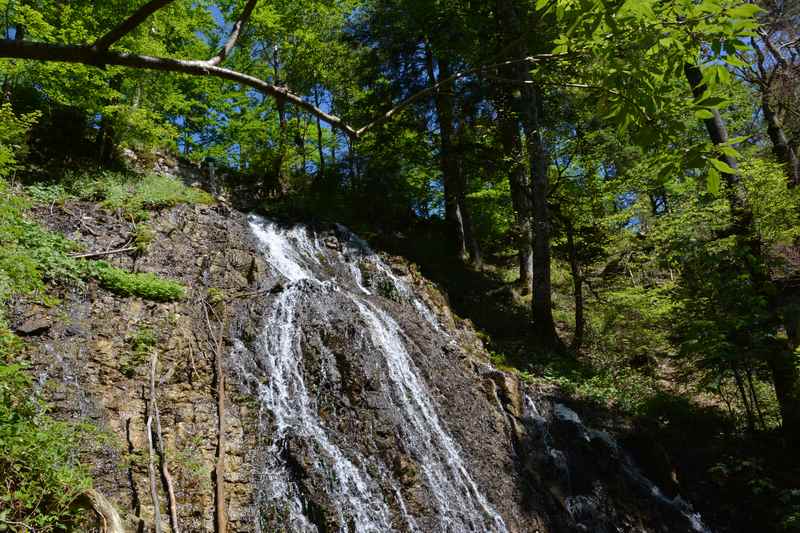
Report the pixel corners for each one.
[237,215,507,532]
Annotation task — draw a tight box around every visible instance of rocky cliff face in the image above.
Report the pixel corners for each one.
[14,192,711,532]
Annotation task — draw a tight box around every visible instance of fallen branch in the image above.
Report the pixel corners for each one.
[203,301,227,533]
[69,246,137,259]
[80,489,127,533]
[151,349,181,533]
[0,40,357,137]
[146,351,163,533]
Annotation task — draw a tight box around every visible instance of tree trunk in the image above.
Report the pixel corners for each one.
[565,221,584,352]
[687,62,800,441]
[763,97,800,187]
[424,42,468,260]
[767,350,800,443]
[498,104,533,293]
[455,103,483,268]
[684,63,738,189]
[519,84,562,350]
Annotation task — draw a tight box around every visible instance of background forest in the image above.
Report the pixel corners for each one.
[1,0,800,531]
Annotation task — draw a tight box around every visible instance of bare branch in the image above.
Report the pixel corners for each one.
[0,39,358,137]
[69,246,137,259]
[93,0,177,52]
[207,0,259,66]
[758,28,790,70]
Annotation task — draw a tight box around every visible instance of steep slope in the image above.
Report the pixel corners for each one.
[14,189,711,532]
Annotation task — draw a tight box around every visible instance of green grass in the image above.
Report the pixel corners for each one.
[30,169,214,221]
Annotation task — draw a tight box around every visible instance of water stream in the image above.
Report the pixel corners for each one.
[233,215,508,532]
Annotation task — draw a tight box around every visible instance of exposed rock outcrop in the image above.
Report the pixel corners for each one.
[15,189,710,532]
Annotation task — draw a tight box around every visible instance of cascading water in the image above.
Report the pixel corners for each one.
[232,215,508,532]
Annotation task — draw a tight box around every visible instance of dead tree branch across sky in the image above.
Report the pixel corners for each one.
[0,0,566,139]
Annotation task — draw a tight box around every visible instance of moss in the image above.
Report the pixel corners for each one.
[121,327,158,377]
[207,287,226,306]
[88,261,185,302]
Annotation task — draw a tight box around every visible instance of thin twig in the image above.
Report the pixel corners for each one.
[69,246,136,259]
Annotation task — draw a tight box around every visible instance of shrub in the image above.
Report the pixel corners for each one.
[0,364,92,531]
[66,170,213,220]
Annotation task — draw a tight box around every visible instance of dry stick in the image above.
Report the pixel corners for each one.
[82,489,127,533]
[146,408,163,533]
[203,301,227,533]
[69,246,137,259]
[147,350,164,533]
[150,349,181,533]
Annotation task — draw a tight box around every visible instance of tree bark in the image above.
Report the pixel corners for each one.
[519,83,562,350]
[686,62,800,442]
[684,63,738,189]
[498,101,533,293]
[763,97,800,186]
[424,42,468,260]
[565,220,584,352]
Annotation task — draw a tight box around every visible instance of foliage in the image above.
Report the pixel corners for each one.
[0,103,39,180]
[88,261,185,302]
[0,364,92,531]
[65,170,214,221]
[120,326,158,378]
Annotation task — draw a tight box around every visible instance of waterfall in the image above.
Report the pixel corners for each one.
[233,215,508,532]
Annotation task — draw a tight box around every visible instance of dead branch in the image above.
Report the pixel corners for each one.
[69,246,137,259]
[0,40,357,137]
[203,301,227,533]
[207,0,259,66]
[149,349,181,533]
[81,489,127,533]
[93,0,178,52]
[147,351,163,533]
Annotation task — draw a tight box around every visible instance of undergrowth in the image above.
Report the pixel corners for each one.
[0,364,93,531]
[28,169,214,221]
[0,171,196,529]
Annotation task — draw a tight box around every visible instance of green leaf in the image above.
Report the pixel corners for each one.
[707,167,721,195]
[708,158,737,174]
[694,109,714,120]
[724,55,748,68]
[695,95,731,108]
[728,4,763,18]
[719,145,740,159]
